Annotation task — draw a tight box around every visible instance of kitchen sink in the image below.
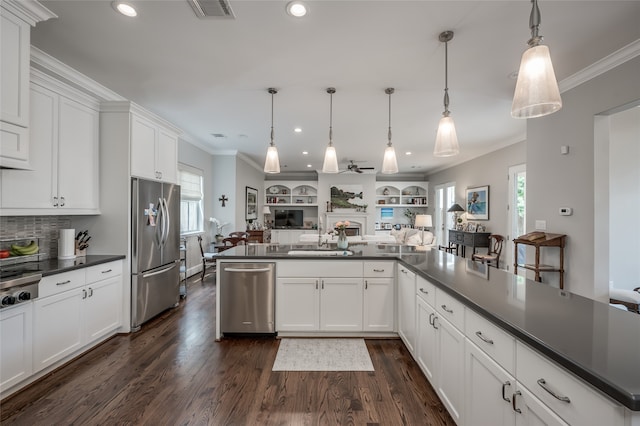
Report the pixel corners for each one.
[287,249,353,256]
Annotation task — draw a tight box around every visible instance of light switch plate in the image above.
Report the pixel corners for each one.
[535,220,546,230]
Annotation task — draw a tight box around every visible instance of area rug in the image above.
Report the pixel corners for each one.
[272,338,374,371]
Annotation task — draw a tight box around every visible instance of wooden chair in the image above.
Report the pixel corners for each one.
[218,236,248,252]
[472,234,504,268]
[197,235,217,281]
[609,287,640,314]
[438,242,459,256]
[229,231,249,239]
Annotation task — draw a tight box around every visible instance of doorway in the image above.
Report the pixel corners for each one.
[507,164,526,273]
[434,182,456,247]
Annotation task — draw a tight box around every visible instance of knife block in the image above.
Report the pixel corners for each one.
[75,241,87,257]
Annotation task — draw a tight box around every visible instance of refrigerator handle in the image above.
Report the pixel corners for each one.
[142,263,177,278]
[162,197,170,247]
[156,197,165,247]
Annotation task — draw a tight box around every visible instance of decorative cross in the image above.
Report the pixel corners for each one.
[218,194,228,207]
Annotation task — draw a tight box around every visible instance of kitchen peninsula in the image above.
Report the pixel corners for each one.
[216,244,640,425]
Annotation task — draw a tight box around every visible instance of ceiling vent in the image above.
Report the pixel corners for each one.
[187,0,235,19]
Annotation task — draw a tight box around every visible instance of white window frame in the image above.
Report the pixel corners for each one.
[179,164,204,235]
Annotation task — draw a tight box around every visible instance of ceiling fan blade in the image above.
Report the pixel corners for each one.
[359,167,375,170]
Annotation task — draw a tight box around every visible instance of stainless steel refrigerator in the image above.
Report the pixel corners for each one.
[131,178,181,331]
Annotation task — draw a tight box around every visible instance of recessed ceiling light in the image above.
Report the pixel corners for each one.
[294,127,302,133]
[307,164,312,168]
[405,151,412,155]
[112,1,137,17]
[286,1,307,17]
[302,151,308,155]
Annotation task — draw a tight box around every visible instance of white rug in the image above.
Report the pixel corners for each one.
[272,338,374,371]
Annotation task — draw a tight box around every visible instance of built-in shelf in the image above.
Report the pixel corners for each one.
[375,182,428,208]
[265,182,318,206]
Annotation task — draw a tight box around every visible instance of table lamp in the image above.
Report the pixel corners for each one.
[262,205,271,227]
[414,214,433,246]
[447,203,465,227]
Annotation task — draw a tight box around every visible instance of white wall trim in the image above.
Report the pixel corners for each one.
[560,39,640,93]
[1,0,57,26]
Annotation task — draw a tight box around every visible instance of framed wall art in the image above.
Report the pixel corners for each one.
[466,185,489,220]
[245,186,258,221]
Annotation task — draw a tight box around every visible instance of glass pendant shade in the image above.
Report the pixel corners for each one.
[382,145,398,174]
[264,145,280,173]
[322,145,339,173]
[433,115,459,157]
[512,44,562,118]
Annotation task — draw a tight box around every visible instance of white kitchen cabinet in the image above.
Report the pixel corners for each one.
[319,277,363,332]
[0,303,33,393]
[363,261,394,332]
[34,261,122,373]
[1,72,99,214]
[397,266,416,353]
[276,277,319,331]
[416,297,437,383]
[0,1,55,169]
[513,383,569,426]
[434,310,465,424]
[131,113,178,183]
[270,229,315,244]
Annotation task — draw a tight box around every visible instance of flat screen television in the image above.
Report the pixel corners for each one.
[274,209,304,228]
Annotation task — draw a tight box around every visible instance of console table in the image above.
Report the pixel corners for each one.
[513,233,566,289]
[448,230,491,257]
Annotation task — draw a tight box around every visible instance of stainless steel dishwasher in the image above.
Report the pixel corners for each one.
[219,262,275,334]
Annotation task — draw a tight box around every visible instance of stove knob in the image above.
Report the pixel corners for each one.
[1,295,16,306]
[18,292,31,301]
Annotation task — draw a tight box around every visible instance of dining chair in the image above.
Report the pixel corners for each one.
[197,235,217,281]
[472,234,504,268]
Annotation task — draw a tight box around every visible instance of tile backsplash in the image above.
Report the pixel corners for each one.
[1,216,72,259]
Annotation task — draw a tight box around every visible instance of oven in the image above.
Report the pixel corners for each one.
[0,265,41,309]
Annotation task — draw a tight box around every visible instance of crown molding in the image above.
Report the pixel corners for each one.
[1,0,56,26]
[560,39,640,93]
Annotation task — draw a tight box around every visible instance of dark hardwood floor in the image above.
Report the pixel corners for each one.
[1,272,455,425]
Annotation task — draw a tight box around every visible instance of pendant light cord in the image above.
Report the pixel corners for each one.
[386,88,394,146]
[327,88,335,147]
[270,91,275,147]
[443,38,450,116]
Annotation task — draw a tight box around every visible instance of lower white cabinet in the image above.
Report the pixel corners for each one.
[513,383,569,426]
[397,266,416,353]
[434,307,465,424]
[416,297,437,383]
[0,303,33,392]
[319,278,363,332]
[34,261,122,373]
[363,261,395,332]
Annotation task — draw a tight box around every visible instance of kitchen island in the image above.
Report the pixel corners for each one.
[216,243,640,423]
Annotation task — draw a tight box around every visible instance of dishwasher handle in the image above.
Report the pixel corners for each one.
[223,267,272,273]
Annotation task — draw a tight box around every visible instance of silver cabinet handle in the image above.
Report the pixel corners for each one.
[53,196,59,207]
[475,331,494,345]
[400,269,408,274]
[428,312,434,326]
[365,280,368,290]
[512,390,522,413]
[432,315,439,329]
[373,269,384,272]
[315,280,318,290]
[60,196,65,207]
[101,269,113,274]
[441,304,453,314]
[502,381,511,402]
[537,378,571,403]
[82,289,87,299]
[321,280,324,290]
[88,287,94,297]
[56,280,71,286]
[419,288,429,295]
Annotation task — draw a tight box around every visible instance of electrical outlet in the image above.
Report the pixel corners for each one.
[535,220,546,230]
[559,207,573,216]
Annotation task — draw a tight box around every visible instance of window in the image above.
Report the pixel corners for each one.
[179,165,204,234]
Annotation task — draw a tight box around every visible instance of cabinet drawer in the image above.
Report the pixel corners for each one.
[465,308,515,374]
[363,261,394,277]
[435,289,464,331]
[86,260,123,283]
[39,269,86,298]
[516,341,624,426]
[277,260,362,278]
[415,275,435,306]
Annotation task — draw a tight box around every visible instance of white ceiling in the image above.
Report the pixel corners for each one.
[31,1,640,174]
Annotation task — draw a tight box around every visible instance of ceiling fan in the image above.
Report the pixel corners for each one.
[342,160,375,174]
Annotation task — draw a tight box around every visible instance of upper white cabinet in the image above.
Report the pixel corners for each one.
[0,70,100,214]
[375,182,428,207]
[131,112,178,183]
[0,1,55,169]
[265,181,318,206]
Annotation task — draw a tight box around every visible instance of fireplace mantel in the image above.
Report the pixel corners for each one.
[324,212,370,234]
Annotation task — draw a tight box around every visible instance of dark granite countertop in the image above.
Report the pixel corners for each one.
[217,243,640,410]
[29,255,125,277]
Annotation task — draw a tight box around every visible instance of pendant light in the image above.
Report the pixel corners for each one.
[433,30,460,157]
[511,0,562,118]
[263,88,280,174]
[381,88,399,174]
[322,87,339,173]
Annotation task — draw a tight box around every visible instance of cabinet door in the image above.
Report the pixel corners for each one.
[0,9,29,127]
[416,297,437,383]
[1,84,57,209]
[276,277,319,331]
[84,276,122,343]
[33,289,84,372]
[57,96,99,210]
[320,277,363,331]
[131,114,158,180]
[465,339,515,426]
[0,303,33,392]
[515,384,569,426]
[156,128,177,183]
[397,267,416,353]
[435,314,465,425]
[363,277,394,332]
